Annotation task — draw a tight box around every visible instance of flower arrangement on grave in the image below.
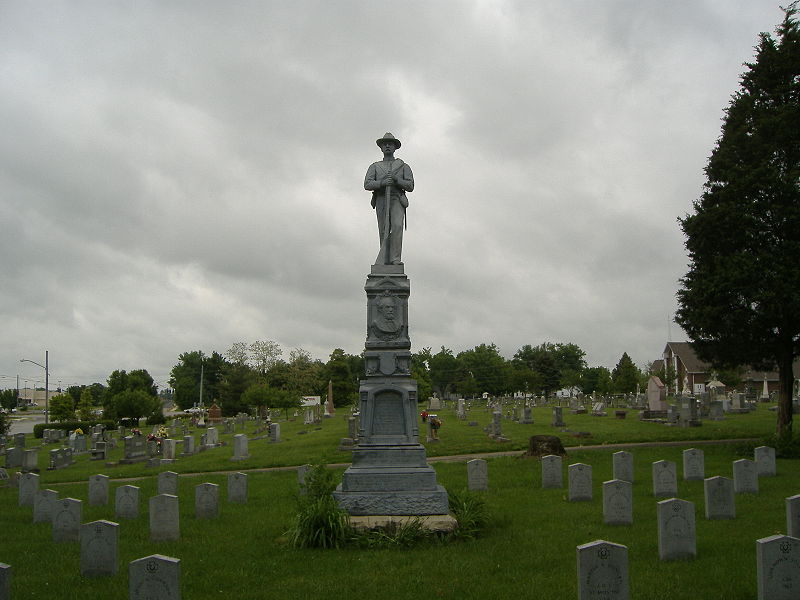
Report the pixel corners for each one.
[73,428,84,435]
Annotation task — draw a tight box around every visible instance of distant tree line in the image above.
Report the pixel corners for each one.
[18,339,654,426]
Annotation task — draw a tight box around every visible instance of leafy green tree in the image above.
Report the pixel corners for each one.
[325,348,358,407]
[0,389,16,411]
[66,385,83,405]
[76,388,95,421]
[285,348,325,397]
[411,348,432,403]
[0,411,8,436]
[611,353,642,394]
[106,370,129,400]
[225,341,250,365]
[128,369,158,396]
[457,343,511,396]
[240,383,274,416]
[112,389,161,423]
[86,383,106,406]
[250,340,283,375]
[105,368,160,421]
[218,362,259,416]
[49,393,76,422]
[676,5,800,435]
[513,344,560,396]
[580,366,613,396]
[272,389,301,419]
[169,351,227,410]
[508,364,544,397]
[428,346,459,398]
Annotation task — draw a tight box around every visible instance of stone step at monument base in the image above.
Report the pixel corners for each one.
[338,466,440,492]
[333,485,449,516]
[348,514,457,532]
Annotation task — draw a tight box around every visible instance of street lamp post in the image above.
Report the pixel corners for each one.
[20,350,49,424]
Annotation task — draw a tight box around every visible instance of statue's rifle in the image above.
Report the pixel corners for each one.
[382,161,393,264]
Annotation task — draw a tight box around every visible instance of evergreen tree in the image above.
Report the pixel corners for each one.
[676,5,800,435]
[611,353,641,394]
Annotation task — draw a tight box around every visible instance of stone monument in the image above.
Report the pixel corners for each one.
[333,134,449,517]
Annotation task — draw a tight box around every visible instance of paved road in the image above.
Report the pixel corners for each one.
[6,413,46,435]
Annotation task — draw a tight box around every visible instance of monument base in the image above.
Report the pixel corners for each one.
[334,443,449,515]
[333,485,449,516]
[348,514,457,532]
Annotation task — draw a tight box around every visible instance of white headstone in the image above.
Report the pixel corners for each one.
[657,498,696,560]
[206,427,219,446]
[115,485,140,519]
[231,434,249,461]
[467,459,488,491]
[195,483,219,519]
[541,455,562,489]
[161,439,178,460]
[52,497,82,542]
[269,423,281,443]
[756,534,800,600]
[603,480,633,526]
[612,451,634,483]
[157,471,179,496]
[80,519,118,577]
[576,539,629,600]
[88,474,109,506]
[733,459,759,494]
[786,494,800,538]
[129,554,181,600]
[704,476,735,520]
[227,472,247,504]
[754,446,776,477]
[181,435,195,456]
[18,472,39,507]
[652,460,678,498]
[33,488,59,524]
[569,463,592,502]
[682,448,705,481]
[149,494,179,542]
[297,464,311,494]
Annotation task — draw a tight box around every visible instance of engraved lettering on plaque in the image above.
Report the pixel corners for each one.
[371,392,405,435]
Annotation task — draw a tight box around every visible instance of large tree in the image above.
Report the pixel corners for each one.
[611,353,642,394]
[169,351,227,410]
[676,5,800,436]
[456,343,511,396]
[325,348,359,407]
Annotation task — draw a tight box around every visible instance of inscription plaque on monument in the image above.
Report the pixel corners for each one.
[371,393,405,435]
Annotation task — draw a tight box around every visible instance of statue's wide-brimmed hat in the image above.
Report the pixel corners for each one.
[376,132,401,149]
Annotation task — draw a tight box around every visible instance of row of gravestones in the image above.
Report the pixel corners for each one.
[122,427,280,465]
[6,470,251,598]
[465,448,800,599]
[0,553,181,600]
[575,534,800,600]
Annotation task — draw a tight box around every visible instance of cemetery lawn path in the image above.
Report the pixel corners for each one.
[45,437,760,486]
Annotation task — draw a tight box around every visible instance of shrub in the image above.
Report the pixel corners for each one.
[289,464,351,549]
[448,489,490,540]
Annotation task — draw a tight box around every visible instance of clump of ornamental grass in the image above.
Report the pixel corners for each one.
[288,463,352,549]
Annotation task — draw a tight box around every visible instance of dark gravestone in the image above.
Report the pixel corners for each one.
[525,435,566,457]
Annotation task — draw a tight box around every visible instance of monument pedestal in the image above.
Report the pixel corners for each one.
[334,266,449,516]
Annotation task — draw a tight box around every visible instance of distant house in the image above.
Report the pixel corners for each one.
[658,342,800,396]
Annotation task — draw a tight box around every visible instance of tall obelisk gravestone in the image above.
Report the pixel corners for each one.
[333,134,448,516]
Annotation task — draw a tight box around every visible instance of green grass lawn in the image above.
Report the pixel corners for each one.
[0,405,795,599]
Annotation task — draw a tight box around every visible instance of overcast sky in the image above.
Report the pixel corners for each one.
[1,1,784,392]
